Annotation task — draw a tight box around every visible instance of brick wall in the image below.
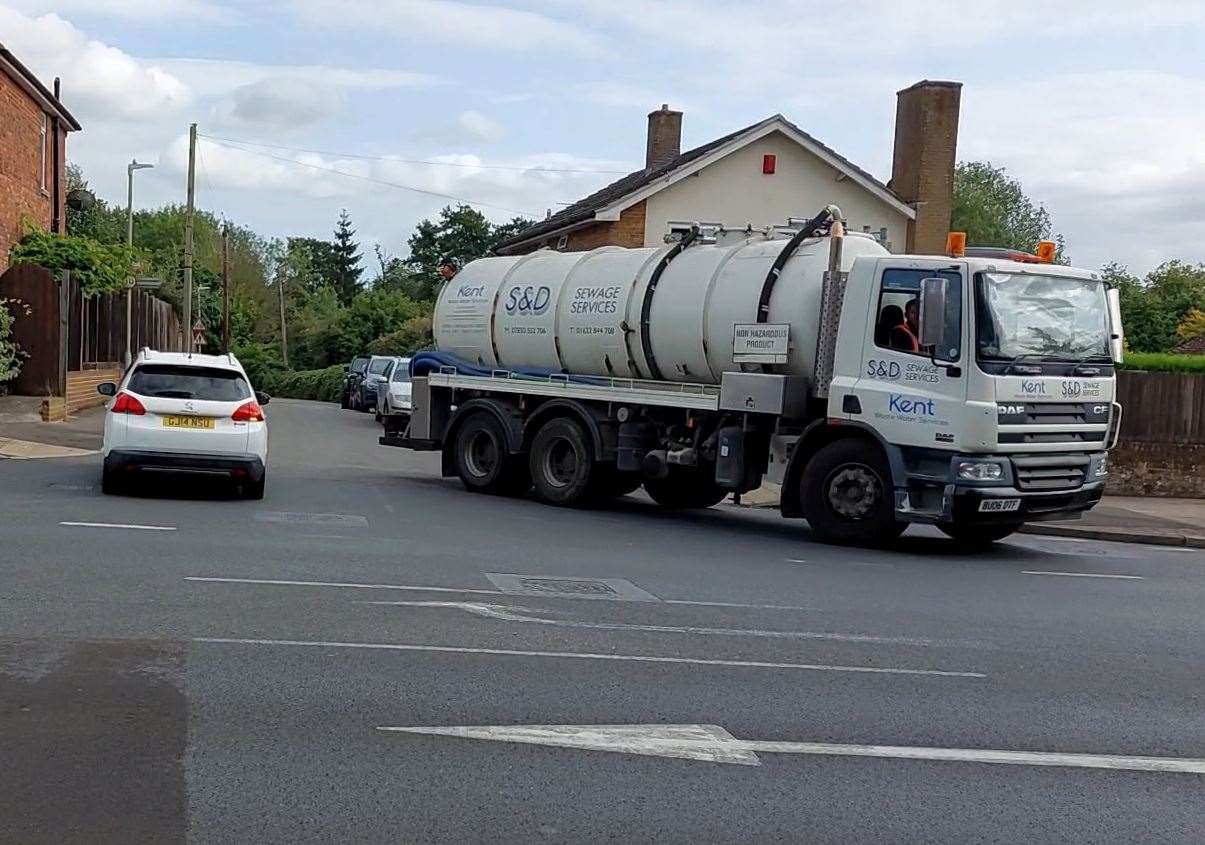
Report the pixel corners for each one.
[0,69,59,273]
[532,201,648,253]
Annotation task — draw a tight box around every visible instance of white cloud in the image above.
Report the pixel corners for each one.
[5,0,231,23]
[961,71,1205,271]
[0,8,191,119]
[290,0,604,54]
[156,58,437,98]
[455,110,508,143]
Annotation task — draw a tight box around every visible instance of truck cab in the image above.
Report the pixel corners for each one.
[817,246,1120,541]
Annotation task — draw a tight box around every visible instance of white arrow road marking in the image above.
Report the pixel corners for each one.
[362,601,938,646]
[193,638,983,677]
[376,723,1205,775]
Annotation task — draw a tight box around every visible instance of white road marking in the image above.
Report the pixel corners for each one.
[60,521,176,531]
[363,600,935,646]
[1022,570,1144,580]
[193,637,983,678]
[184,576,812,611]
[375,723,1205,775]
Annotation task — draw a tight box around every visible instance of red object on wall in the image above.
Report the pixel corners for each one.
[762,154,776,174]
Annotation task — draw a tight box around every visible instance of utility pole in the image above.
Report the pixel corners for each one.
[182,123,197,352]
[125,159,152,366]
[277,271,289,368]
[222,223,231,354]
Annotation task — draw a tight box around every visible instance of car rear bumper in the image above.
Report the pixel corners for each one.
[105,450,265,481]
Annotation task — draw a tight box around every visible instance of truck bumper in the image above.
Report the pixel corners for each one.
[944,481,1105,525]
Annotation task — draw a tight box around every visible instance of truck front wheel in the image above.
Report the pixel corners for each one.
[800,440,905,546]
[529,417,596,506]
[453,414,529,495]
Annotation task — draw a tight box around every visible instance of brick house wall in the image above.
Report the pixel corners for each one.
[0,59,69,273]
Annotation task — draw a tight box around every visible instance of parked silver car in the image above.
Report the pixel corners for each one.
[376,357,412,424]
[355,355,397,412]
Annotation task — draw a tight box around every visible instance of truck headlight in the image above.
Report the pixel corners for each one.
[1094,455,1109,477]
[958,461,1004,481]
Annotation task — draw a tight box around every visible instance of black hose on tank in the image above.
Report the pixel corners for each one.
[638,225,699,381]
[755,207,834,323]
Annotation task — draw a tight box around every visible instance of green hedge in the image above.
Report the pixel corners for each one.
[1121,352,1205,374]
[261,365,345,402]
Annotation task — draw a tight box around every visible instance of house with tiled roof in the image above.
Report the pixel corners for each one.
[495,80,961,257]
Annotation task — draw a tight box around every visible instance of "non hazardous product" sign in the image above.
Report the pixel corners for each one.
[733,323,789,364]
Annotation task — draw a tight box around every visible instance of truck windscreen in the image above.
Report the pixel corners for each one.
[974,272,1110,361]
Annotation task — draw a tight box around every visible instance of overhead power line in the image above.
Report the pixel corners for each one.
[199,136,538,216]
[197,132,629,175]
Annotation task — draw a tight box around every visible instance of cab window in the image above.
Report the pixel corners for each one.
[874,268,962,361]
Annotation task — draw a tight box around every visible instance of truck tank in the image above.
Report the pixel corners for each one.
[432,231,889,385]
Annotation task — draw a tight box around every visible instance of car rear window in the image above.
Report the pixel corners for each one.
[128,365,251,401]
[368,358,391,375]
[351,357,369,373]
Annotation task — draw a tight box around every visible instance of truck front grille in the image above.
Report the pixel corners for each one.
[999,430,1108,444]
[1011,454,1091,491]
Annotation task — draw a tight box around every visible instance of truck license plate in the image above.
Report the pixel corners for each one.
[979,498,1021,513]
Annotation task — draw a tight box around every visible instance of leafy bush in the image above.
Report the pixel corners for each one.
[232,341,286,391]
[1,297,32,390]
[8,223,143,297]
[1121,352,1205,374]
[366,316,433,357]
[261,365,346,402]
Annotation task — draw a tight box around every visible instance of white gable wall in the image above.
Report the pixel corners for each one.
[641,131,909,252]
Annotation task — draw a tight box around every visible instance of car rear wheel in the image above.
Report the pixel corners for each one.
[242,477,265,500]
[101,466,124,496]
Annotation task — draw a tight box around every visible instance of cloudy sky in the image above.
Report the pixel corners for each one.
[3,0,1203,273]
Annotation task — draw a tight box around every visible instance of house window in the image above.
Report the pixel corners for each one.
[39,113,48,193]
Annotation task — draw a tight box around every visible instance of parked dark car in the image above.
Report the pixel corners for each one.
[353,355,396,412]
[340,355,370,410]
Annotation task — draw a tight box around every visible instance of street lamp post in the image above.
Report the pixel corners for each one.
[125,159,153,367]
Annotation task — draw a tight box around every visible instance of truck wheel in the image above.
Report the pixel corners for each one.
[643,472,728,509]
[593,466,643,500]
[800,440,904,546]
[529,417,596,506]
[939,522,1021,547]
[454,414,529,495]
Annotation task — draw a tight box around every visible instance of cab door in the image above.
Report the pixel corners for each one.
[855,260,968,451]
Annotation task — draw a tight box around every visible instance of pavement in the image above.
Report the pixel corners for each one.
[1,398,1203,842]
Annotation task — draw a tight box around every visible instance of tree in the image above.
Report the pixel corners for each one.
[951,161,1065,260]
[331,209,364,306]
[1105,260,1205,352]
[1177,308,1205,345]
[403,205,534,301]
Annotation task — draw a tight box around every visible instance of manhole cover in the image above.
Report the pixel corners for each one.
[485,573,659,602]
[254,511,369,527]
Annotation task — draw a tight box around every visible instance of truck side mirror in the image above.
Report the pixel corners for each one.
[918,276,949,350]
[1106,286,1124,364]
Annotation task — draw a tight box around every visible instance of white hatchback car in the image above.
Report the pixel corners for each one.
[375,356,412,423]
[99,350,270,498]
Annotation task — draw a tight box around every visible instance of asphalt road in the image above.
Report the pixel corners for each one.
[2,398,1203,843]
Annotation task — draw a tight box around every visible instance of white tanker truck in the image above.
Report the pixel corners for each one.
[383,206,1124,546]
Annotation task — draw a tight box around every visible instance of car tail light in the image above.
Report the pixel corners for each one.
[111,392,146,415]
[232,400,265,422]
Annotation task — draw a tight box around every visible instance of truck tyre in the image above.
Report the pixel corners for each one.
[800,439,905,546]
[643,472,728,509]
[529,417,596,506]
[453,414,529,495]
[939,522,1021,547]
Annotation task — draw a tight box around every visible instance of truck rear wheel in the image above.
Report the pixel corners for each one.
[529,417,596,506]
[453,414,529,495]
[939,522,1021,547]
[643,471,728,509]
[594,466,643,500]
[800,439,905,546]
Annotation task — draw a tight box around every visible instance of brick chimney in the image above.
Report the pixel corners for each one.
[890,80,962,254]
[646,104,682,170]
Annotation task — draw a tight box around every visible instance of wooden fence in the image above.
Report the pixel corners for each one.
[2,264,183,396]
[1116,371,1205,444]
